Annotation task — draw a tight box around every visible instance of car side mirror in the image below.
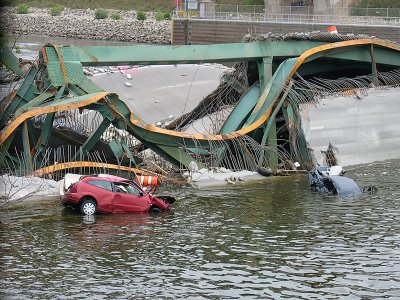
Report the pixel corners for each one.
[139,192,143,197]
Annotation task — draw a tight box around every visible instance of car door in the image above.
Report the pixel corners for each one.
[85,179,114,213]
[112,182,151,213]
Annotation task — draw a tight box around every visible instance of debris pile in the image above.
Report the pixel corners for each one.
[242,31,396,44]
[182,167,265,188]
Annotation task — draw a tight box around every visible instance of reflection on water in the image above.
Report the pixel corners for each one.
[1,159,400,299]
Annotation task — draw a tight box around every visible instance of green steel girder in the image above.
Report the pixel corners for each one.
[109,140,124,162]
[157,144,205,169]
[76,77,104,94]
[258,81,294,166]
[22,121,33,172]
[243,58,297,129]
[55,86,66,100]
[72,118,111,161]
[257,57,273,89]
[72,41,326,66]
[305,46,400,67]
[370,45,379,85]
[14,91,56,118]
[296,60,369,77]
[36,112,55,153]
[128,134,189,168]
[220,83,260,134]
[0,47,23,77]
[0,65,40,126]
[27,120,38,151]
[3,39,400,171]
[120,141,138,166]
[0,131,16,165]
[72,114,113,161]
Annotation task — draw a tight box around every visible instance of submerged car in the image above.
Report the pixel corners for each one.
[61,174,175,215]
[308,166,363,197]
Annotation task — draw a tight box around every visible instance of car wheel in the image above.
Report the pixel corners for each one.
[80,198,97,215]
[149,206,161,214]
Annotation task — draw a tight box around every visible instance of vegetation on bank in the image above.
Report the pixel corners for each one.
[50,4,63,16]
[136,10,146,20]
[94,8,108,19]
[110,12,122,20]
[16,3,29,14]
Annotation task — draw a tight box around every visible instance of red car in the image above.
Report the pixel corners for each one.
[61,174,175,215]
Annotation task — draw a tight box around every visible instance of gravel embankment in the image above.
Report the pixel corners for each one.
[1,7,171,44]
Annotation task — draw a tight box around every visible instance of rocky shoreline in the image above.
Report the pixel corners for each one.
[1,6,171,44]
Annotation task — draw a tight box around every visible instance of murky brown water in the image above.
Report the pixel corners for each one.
[1,159,400,299]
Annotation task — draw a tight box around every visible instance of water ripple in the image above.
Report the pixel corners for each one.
[1,160,400,299]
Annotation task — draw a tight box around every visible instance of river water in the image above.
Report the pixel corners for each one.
[1,159,400,299]
[1,36,400,299]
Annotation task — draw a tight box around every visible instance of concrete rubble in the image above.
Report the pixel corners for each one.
[0,175,60,202]
[183,167,269,189]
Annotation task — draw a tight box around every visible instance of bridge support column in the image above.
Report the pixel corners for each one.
[258,57,273,89]
[370,45,379,86]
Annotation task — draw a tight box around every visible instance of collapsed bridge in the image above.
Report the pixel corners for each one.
[1,33,400,178]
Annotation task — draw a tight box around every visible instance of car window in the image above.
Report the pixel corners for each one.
[114,183,142,196]
[87,180,113,191]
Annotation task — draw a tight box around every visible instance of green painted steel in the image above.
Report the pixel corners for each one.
[3,39,400,171]
[36,113,55,153]
[14,92,55,117]
[0,131,16,164]
[0,47,23,77]
[120,141,138,166]
[370,45,379,86]
[304,47,400,67]
[21,121,32,172]
[0,66,40,127]
[258,57,273,89]
[258,80,294,166]
[74,41,326,66]
[157,144,205,169]
[27,120,39,153]
[243,59,297,129]
[282,103,297,162]
[72,113,114,161]
[219,83,260,134]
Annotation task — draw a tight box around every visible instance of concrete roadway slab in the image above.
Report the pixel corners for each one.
[90,64,228,124]
[300,88,400,167]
